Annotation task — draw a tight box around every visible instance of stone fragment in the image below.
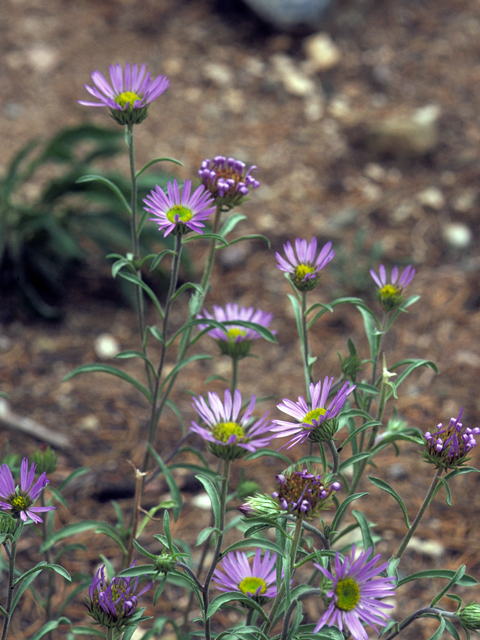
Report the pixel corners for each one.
[442,222,472,248]
[270,54,317,96]
[203,62,233,87]
[94,334,120,359]
[303,32,341,72]
[416,186,445,210]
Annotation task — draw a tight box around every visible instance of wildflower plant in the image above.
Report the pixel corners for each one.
[2,61,480,640]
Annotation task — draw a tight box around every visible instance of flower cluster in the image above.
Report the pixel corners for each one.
[213,548,278,604]
[144,179,216,238]
[86,563,151,630]
[272,467,341,519]
[370,264,415,311]
[190,389,274,460]
[198,303,274,359]
[0,458,55,524]
[271,377,356,448]
[314,545,396,640]
[198,156,260,209]
[79,63,170,125]
[423,409,480,470]
[276,238,336,292]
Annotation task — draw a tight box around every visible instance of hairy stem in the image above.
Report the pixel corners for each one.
[1,538,17,640]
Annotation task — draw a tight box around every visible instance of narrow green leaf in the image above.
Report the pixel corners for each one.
[148,445,182,521]
[397,569,478,588]
[351,510,374,557]
[221,538,284,557]
[196,474,220,528]
[355,305,381,361]
[368,476,410,528]
[117,564,157,578]
[219,213,247,236]
[135,156,183,178]
[76,174,130,214]
[330,493,369,533]
[149,249,176,271]
[71,626,107,637]
[430,565,466,607]
[244,449,292,465]
[63,364,152,403]
[29,617,71,640]
[207,592,269,621]
[118,271,164,319]
[39,521,102,553]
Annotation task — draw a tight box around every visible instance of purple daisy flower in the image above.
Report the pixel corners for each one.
[198,303,274,358]
[86,561,151,630]
[271,377,356,449]
[79,63,170,125]
[213,548,278,602]
[198,156,260,208]
[314,545,396,640]
[370,264,415,311]
[423,408,480,470]
[144,179,216,237]
[0,458,55,524]
[271,467,341,519]
[190,389,274,460]
[276,238,335,291]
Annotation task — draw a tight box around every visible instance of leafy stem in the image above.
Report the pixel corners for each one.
[1,537,18,640]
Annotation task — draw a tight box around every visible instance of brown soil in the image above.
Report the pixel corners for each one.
[1,0,480,638]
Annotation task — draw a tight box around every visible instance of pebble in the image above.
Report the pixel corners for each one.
[270,53,317,97]
[303,32,341,72]
[77,414,101,431]
[94,333,120,359]
[26,45,59,73]
[416,186,445,210]
[407,537,445,559]
[442,222,473,248]
[241,0,335,31]
[203,62,233,87]
[452,189,477,212]
[358,104,441,158]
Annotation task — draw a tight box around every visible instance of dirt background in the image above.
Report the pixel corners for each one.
[1,0,480,638]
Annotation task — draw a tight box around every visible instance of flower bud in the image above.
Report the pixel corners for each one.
[459,602,480,631]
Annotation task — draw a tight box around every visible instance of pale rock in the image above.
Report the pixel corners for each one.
[304,93,325,121]
[407,537,445,559]
[241,0,335,31]
[191,493,213,510]
[77,414,101,431]
[303,32,341,73]
[364,162,386,182]
[416,186,445,210]
[452,189,477,212]
[270,54,317,97]
[203,62,233,88]
[94,333,120,359]
[223,88,245,114]
[26,45,59,73]
[442,222,473,248]
[358,104,441,157]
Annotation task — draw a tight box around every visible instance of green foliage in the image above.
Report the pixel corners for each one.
[0,124,175,318]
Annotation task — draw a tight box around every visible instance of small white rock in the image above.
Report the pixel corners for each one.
[364,162,386,182]
[408,537,445,559]
[203,62,233,88]
[303,32,341,72]
[416,186,445,210]
[191,493,213,510]
[26,45,59,73]
[270,54,316,97]
[94,333,120,359]
[442,222,472,248]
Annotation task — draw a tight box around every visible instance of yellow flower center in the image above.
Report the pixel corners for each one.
[10,495,30,513]
[303,407,326,425]
[212,421,245,443]
[334,578,361,611]
[226,327,247,341]
[380,284,399,299]
[114,91,142,109]
[166,204,194,224]
[295,264,315,281]
[239,576,267,596]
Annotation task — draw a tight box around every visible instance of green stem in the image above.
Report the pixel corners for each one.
[40,493,54,632]
[301,291,312,399]
[394,468,443,560]
[384,606,456,640]
[202,459,231,640]
[326,439,339,475]
[141,234,183,474]
[280,589,322,640]
[263,516,304,636]
[231,357,239,395]
[125,125,152,393]
[1,538,18,640]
